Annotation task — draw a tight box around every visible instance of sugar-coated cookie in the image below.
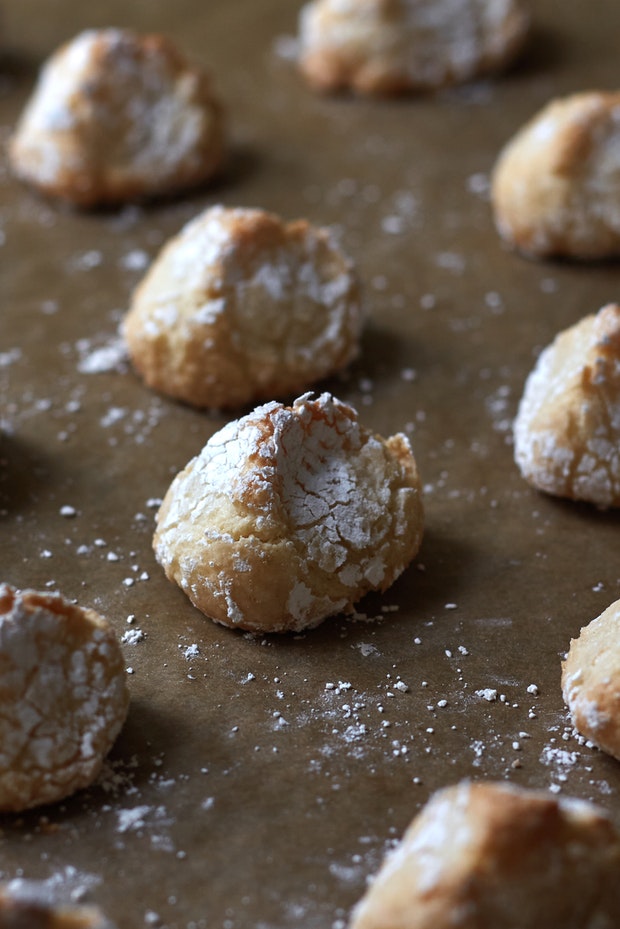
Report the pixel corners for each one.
[492,92,620,259]
[153,392,423,634]
[9,28,224,207]
[298,0,530,96]
[0,881,114,928]
[123,205,364,410]
[562,598,620,762]
[513,304,620,508]
[350,781,620,929]
[0,584,129,812]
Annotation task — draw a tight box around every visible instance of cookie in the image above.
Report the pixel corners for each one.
[562,598,620,761]
[0,881,114,929]
[350,781,620,929]
[297,0,530,96]
[123,205,364,409]
[153,392,423,634]
[513,304,620,508]
[492,92,620,258]
[9,28,224,207]
[0,584,130,812]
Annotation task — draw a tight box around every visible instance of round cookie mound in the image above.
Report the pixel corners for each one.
[350,781,620,929]
[123,205,364,410]
[562,598,620,762]
[0,584,130,812]
[513,303,620,508]
[492,92,620,259]
[298,0,530,96]
[9,28,224,207]
[153,392,423,633]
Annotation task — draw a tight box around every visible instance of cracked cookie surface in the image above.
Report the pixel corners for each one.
[9,28,224,207]
[0,585,129,812]
[123,205,364,410]
[153,392,423,633]
[513,304,620,508]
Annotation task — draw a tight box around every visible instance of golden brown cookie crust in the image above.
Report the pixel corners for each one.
[562,598,620,761]
[9,28,224,207]
[0,585,129,813]
[513,303,620,508]
[123,205,364,410]
[153,393,423,633]
[350,781,620,929]
[492,92,620,259]
[298,0,530,96]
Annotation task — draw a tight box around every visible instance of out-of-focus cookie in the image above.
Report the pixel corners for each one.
[513,304,620,508]
[297,0,530,96]
[492,92,620,259]
[153,392,423,634]
[123,205,364,410]
[0,584,129,812]
[0,881,114,929]
[562,599,620,762]
[350,781,620,929]
[9,28,224,207]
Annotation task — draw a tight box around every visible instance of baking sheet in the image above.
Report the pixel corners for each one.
[2,1,620,926]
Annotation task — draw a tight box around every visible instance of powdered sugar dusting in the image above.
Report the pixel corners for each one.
[0,585,129,811]
[154,393,422,631]
[10,27,223,201]
[514,304,620,506]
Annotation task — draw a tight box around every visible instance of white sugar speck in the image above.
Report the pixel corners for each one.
[121,628,145,645]
[476,688,498,702]
[77,337,128,374]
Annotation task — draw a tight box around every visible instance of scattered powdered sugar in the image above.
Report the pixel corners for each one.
[0,348,22,368]
[273,34,299,61]
[356,642,380,657]
[116,804,153,833]
[0,868,102,906]
[120,248,150,271]
[121,628,145,645]
[60,504,78,518]
[476,688,498,702]
[115,804,176,852]
[467,171,490,197]
[67,249,103,272]
[485,384,513,433]
[77,336,128,374]
[540,744,582,790]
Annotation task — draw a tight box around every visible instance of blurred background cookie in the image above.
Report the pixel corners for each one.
[297,0,530,96]
[0,584,129,813]
[350,780,620,929]
[153,392,423,634]
[492,92,620,259]
[9,28,225,207]
[123,205,364,409]
[513,303,620,508]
